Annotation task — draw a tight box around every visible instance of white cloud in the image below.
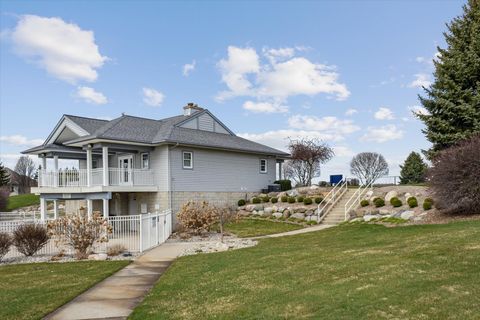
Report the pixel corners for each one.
[408,105,430,116]
[0,135,43,146]
[408,73,431,88]
[345,108,358,116]
[263,47,295,64]
[333,146,354,157]
[182,60,196,76]
[287,115,360,135]
[142,87,165,107]
[374,107,395,120]
[216,46,349,102]
[360,125,404,143]
[10,15,107,83]
[76,86,108,104]
[242,101,288,114]
[216,46,260,101]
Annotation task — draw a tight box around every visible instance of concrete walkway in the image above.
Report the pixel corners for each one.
[251,223,335,239]
[44,242,194,320]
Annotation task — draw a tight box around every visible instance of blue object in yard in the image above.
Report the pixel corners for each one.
[330,175,343,185]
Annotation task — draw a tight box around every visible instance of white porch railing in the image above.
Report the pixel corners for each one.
[38,168,155,187]
[0,210,172,260]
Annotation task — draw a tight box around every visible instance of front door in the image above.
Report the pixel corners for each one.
[118,155,133,185]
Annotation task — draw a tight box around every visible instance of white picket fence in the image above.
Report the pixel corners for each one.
[0,210,172,260]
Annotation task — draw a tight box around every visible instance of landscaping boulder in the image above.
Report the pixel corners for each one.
[364,190,374,200]
[257,210,265,216]
[237,210,250,217]
[364,214,380,222]
[379,209,391,215]
[404,192,412,201]
[245,205,256,212]
[287,189,299,197]
[290,212,305,220]
[88,253,107,261]
[283,210,291,218]
[264,207,274,214]
[305,209,314,216]
[272,212,283,219]
[305,216,317,222]
[400,211,414,220]
[295,207,307,213]
[384,190,398,203]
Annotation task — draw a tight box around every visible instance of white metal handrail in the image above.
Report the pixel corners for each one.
[316,179,348,223]
[344,180,374,220]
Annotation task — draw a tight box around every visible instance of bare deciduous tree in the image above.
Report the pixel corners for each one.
[350,152,389,185]
[14,156,36,194]
[284,138,334,186]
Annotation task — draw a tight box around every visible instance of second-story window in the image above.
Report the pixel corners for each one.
[260,159,267,173]
[183,151,193,169]
[141,153,149,169]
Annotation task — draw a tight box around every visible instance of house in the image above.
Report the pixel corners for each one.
[4,167,37,195]
[23,103,289,220]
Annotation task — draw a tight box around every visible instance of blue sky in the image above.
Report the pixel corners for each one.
[0,0,465,180]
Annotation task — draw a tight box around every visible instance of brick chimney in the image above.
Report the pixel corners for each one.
[183,102,203,116]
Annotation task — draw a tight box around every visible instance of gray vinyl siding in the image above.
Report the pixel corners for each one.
[170,147,276,192]
[179,118,197,129]
[214,123,230,134]
[198,113,214,131]
[149,146,169,191]
[179,113,231,134]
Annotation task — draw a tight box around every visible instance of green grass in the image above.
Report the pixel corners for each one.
[6,194,40,211]
[221,218,304,238]
[0,260,129,320]
[131,221,480,319]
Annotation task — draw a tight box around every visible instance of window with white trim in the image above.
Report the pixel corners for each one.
[141,153,149,169]
[260,159,267,173]
[183,151,193,169]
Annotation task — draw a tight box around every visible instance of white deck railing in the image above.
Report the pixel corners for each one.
[0,210,172,260]
[38,168,155,188]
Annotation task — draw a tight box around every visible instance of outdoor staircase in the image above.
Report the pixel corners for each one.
[321,188,357,225]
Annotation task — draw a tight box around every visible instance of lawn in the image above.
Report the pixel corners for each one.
[6,194,40,211]
[0,260,129,320]
[131,221,480,319]
[222,218,304,237]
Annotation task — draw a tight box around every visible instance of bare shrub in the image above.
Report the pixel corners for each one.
[212,205,238,242]
[107,244,126,256]
[177,201,218,235]
[0,232,12,261]
[13,224,50,256]
[428,135,480,214]
[48,211,112,259]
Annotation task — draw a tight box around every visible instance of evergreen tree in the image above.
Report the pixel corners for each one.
[399,152,428,184]
[0,162,10,186]
[417,0,480,159]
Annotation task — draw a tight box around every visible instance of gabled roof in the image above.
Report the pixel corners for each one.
[24,109,289,157]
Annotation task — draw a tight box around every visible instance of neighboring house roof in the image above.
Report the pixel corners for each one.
[23,109,289,157]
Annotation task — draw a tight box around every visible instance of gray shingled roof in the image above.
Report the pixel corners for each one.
[26,110,289,157]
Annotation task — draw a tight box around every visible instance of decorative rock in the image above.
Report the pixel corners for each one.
[295,207,307,213]
[364,190,374,199]
[404,193,412,200]
[287,189,299,197]
[245,205,256,212]
[237,210,250,217]
[252,210,258,215]
[379,209,391,215]
[88,253,107,261]
[290,212,305,220]
[350,217,363,222]
[261,210,272,217]
[257,210,265,216]
[264,207,274,214]
[384,190,398,203]
[400,211,414,220]
[272,212,283,219]
[364,214,380,222]
[283,210,291,218]
[305,209,314,216]
[305,216,317,222]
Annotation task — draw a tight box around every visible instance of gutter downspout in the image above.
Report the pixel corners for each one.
[168,143,179,211]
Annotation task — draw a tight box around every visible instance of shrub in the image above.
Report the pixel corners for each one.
[13,224,50,257]
[237,199,246,206]
[0,232,12,261]
[288,197,296,203]
[407,197,418,208]
[271,197,278,203]
[251,197,261,204]
[297,196,304,203]
[390,197,403,207]
[360,199,369,207]
[281,196,288,203]
[373,197,385,208]
[274,180,292,191]
[48,212,112,259]
[303,197,313,205]
[314,197,323,204]
[107,244,126,257]
[428,135,480,214]
[262,196,270,203]
[423,198,434,210]
[175,201,218,237]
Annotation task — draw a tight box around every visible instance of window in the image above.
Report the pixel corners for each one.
[183,151,193,169]
[260,159,267,173]
[141,153,149,169]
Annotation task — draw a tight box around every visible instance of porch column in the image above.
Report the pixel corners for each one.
[41,156,47,170]
[86,199,93,220]
[102,146,109,186]
[53,200,58,219]
[40,198,46,221]
[102,198,109,218]
[86,146,92,187]
[53,155,59,187]
[278,161,283,180]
